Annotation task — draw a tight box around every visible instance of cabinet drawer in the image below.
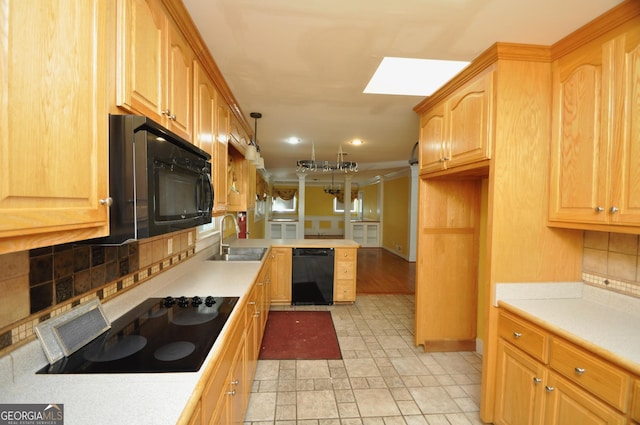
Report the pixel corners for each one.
[334,279,355,302]
[335,249,356,260]
[549,337,630,412]
[335,261,355,279]
[632,379,640,422]
[498,311,548,363]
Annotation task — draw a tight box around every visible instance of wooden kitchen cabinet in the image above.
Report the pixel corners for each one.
[227,146,257,213]
[544,372,625,425]
[0,0,110,254]
[417,68,494,175]
[116,0,194,141]
[494,308,633,425]
[333,248,357,303]
[213,101,231,213]
[548,14,640,231]
[632,379,640,423]
[494,339,547,425]
[270,247,292,304]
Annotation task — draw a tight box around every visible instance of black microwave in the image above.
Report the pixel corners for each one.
[98,114,213,244]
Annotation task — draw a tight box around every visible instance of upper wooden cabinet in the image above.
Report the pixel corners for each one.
[227,147,257,213]
[417,68,494,175]
[0,0,110,254]
[116,0,193,141]
[548,14,640,232]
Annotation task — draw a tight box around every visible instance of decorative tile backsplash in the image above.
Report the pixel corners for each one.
[0,229,196,355]
[582,231,640,298]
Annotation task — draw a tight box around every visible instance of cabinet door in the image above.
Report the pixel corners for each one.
[494,340,547,425]
[445,70,494,169]
[214,101,230,213]
[228,335,247,425]
[166,21,193,141]
[116,0,165,122]
[270,247,292,304]
[0,0,109,253]
[631,379,640,423]
[544,373,625,425]
[611,25,640,226]
[419,102,446,173]
[548,40,609,224]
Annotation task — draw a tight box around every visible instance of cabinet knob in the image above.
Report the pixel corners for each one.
[99,197,113,207]
[574,367,585,375]
[161,109,176,120]
[595,206,604,212]
[610,206,619,214]
[533,377,542,385]
[248,301,256,305]
[545,385,555,393]
[513,332,522,339]
[231,379,239,386]
[226,390,236,396]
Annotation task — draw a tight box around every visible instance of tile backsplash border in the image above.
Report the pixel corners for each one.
[0,230,196,357]
[582,272,640,299]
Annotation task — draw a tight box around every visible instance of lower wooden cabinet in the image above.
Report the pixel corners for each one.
[632,379,640,423]
[270,247,292,304]
[544,372,625,425]
[494,339,547,425]
[494,309,635,425]
[193,256,272,425]
[334,248,357,303]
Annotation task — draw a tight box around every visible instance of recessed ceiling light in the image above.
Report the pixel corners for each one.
[287,137,301,144]
[364,57,470,97]
[349,139,364,146]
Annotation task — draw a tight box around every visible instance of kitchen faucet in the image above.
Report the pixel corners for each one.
[220,213,240,255]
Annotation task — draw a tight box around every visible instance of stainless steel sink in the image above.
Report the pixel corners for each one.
[207,247,267,262]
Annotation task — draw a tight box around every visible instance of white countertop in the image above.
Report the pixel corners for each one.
[496,283,640,374]
[0,243,262,425]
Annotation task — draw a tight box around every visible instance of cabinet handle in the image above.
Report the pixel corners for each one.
[226,390,236,396]
[595,206,604,212]
[248,301,256,305]
[231,379,239,385]
[545,386,555,393]
[161,109,176,120]
[574,367,585,375]
[254,311,260,318]
[258,282,264,286]
[533,377,542,385]
[610,206,619,214]
[99,197,113,207]
[513,332,522,339]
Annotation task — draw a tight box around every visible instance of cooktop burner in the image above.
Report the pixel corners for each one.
[37,296,238,374]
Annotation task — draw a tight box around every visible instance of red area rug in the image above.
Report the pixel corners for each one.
[259,311,342,360]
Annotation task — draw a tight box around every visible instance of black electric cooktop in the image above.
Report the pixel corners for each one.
[37,296,238,374]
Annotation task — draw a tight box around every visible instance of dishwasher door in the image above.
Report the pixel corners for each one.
[291,248,334,305]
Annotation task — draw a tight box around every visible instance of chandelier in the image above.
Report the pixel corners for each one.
[323,170,342,196]
[296,144,358,173]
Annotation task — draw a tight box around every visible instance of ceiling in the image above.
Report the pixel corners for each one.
[182,0,622,185]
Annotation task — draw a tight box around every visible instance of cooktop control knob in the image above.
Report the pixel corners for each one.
[178,296,189,307]
[205,296,216,307]
[192,296,203,307]
[163,296,175,307]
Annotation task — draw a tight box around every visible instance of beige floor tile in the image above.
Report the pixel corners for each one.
[344,358,382,377]
[409,387,461,415]
[297,390,339,419]
[245,392,277,421]
[353,388,401,417]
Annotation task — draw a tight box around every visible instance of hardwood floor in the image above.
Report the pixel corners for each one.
[356,248,415,294]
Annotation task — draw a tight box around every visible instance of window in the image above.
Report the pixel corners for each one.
[272,196,297,212]
[333,198,358,213]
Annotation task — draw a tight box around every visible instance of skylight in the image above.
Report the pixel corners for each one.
[364,57,470,96]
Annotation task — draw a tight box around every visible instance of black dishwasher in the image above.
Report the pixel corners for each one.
[291,248,334,305]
